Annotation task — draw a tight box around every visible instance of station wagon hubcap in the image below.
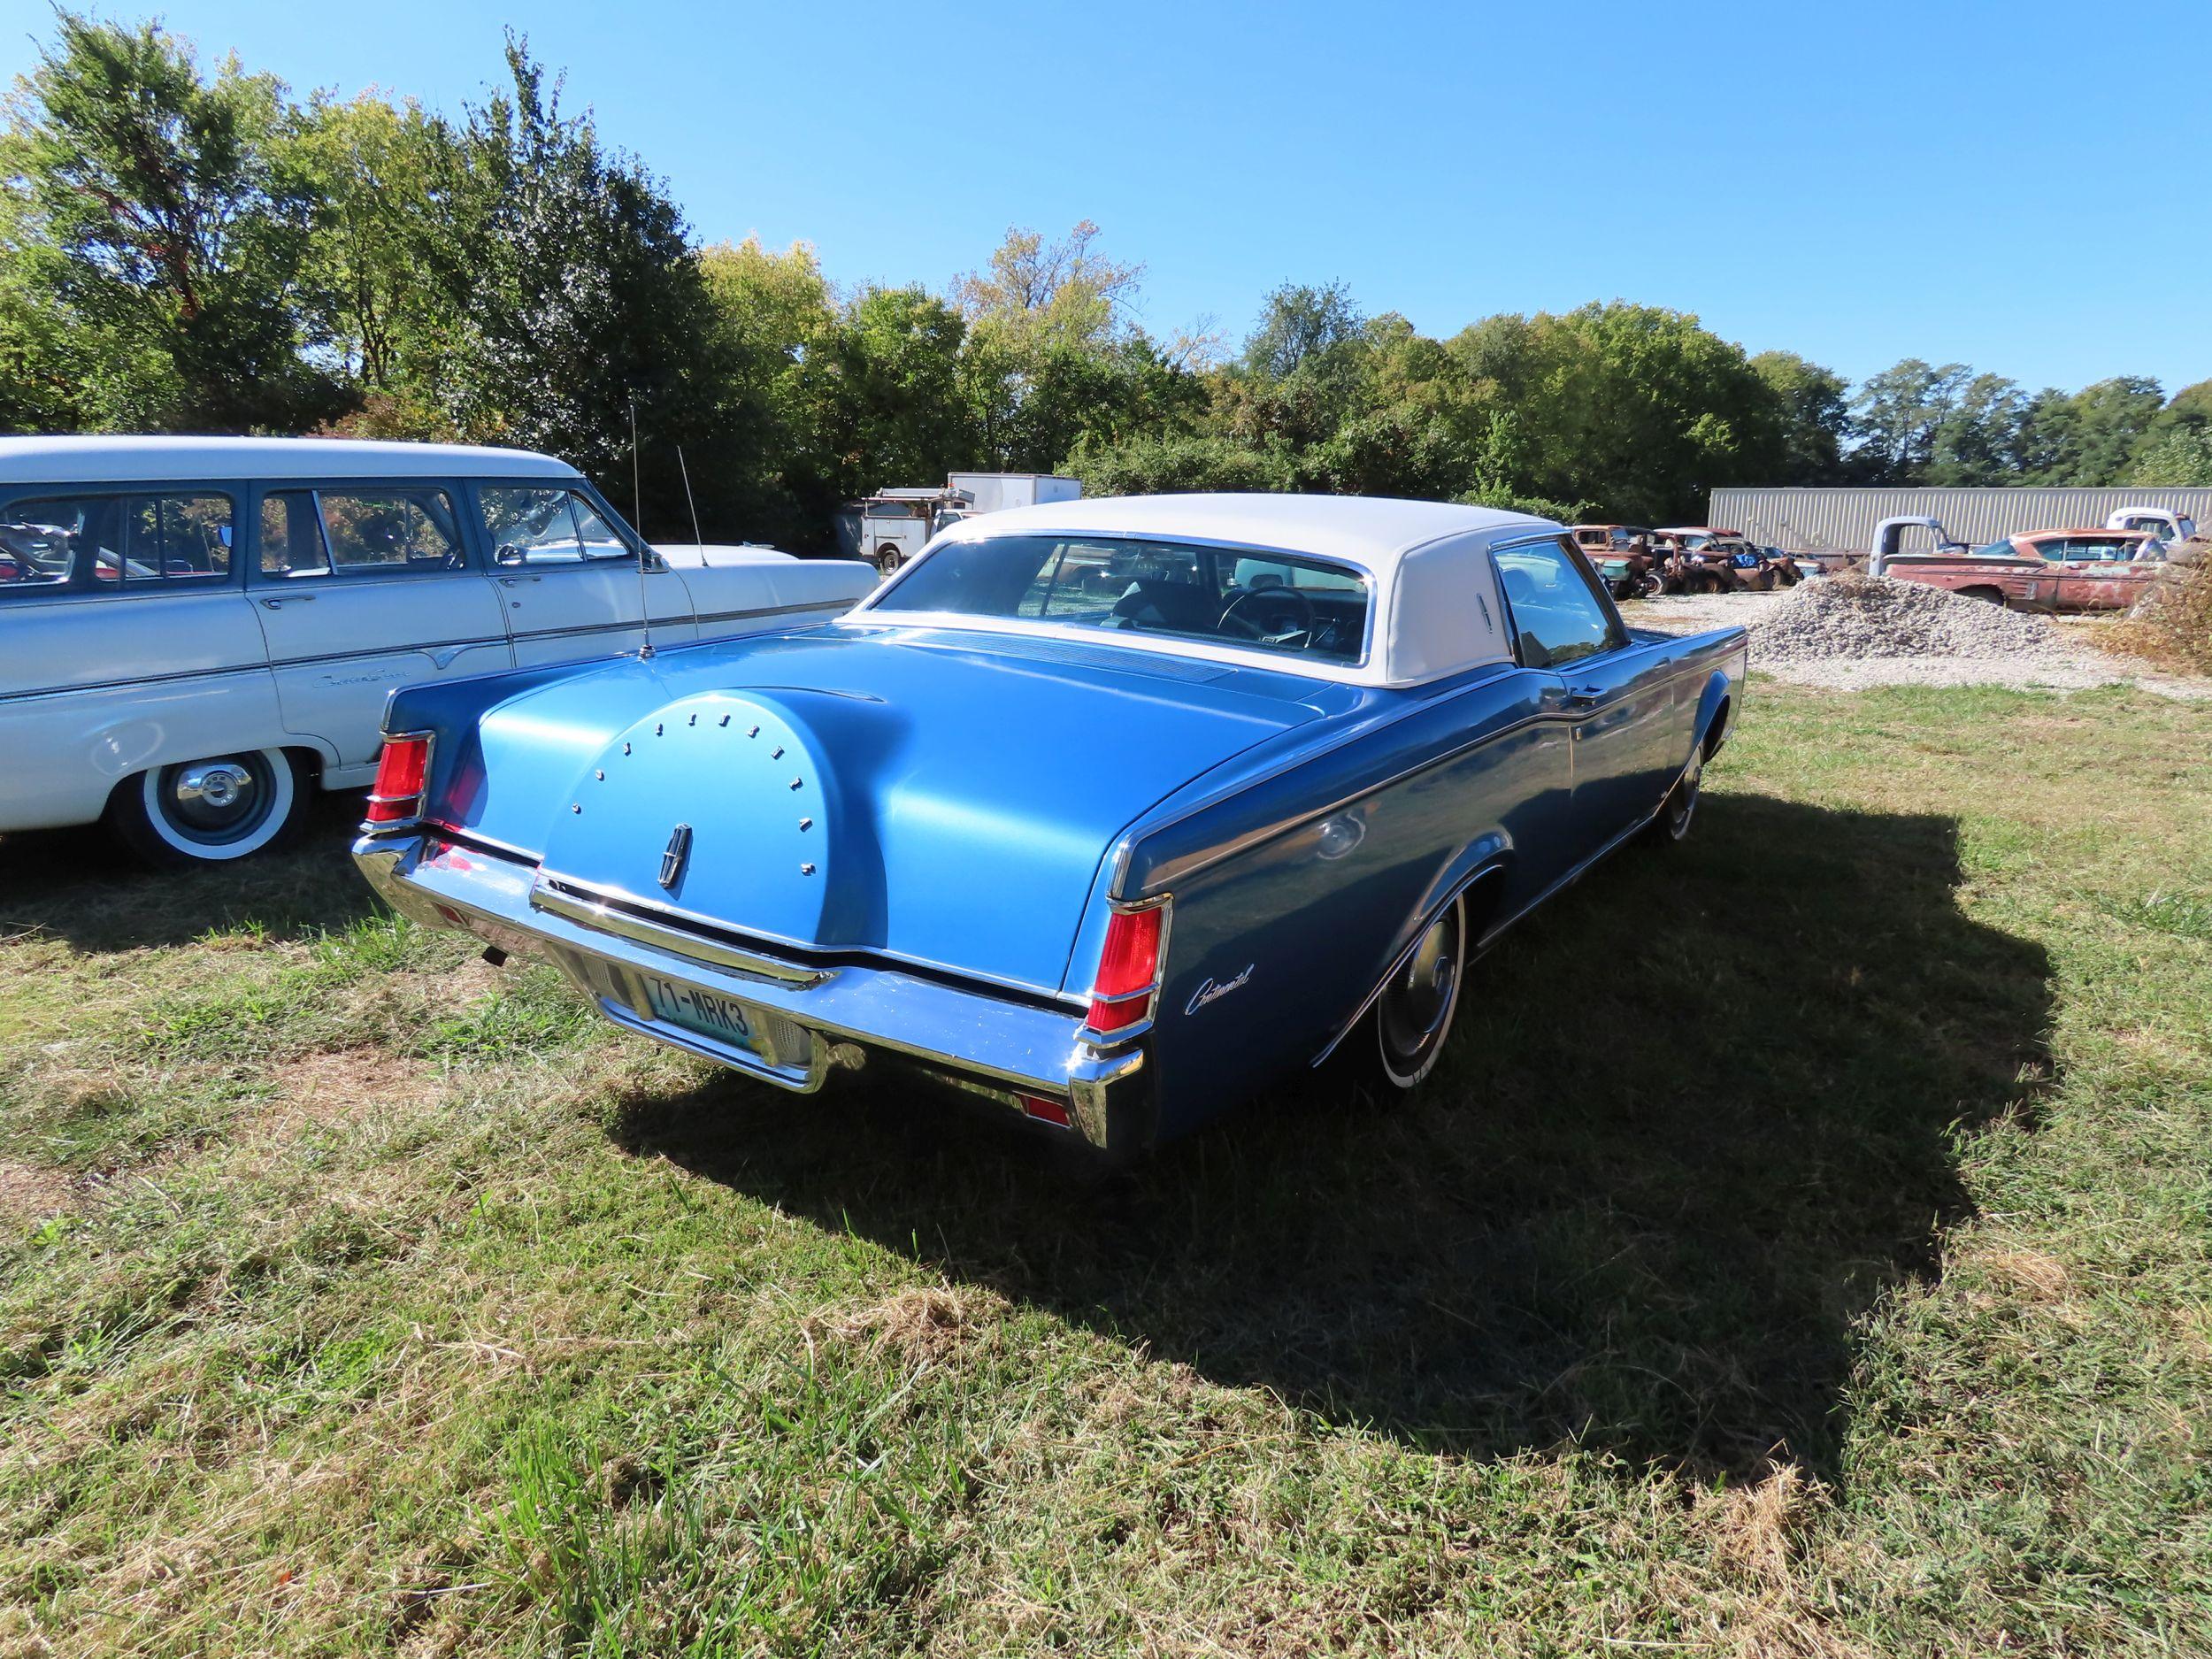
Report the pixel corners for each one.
[1379,902,1462,1080]
[162,757,270,839]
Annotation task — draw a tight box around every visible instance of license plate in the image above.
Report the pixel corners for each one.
[641,972,763,1054]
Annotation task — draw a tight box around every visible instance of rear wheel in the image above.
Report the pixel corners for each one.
[1647,745,1703,845]
[108,748,308,865]
[1959,585,2005,605]
[873,544,907,579]
[1371,895,1466,1090]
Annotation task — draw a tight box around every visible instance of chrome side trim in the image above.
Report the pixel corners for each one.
[1131,648,1738,895]
[529,879,833,987]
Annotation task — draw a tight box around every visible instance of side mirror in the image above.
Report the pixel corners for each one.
[495,544,525,566]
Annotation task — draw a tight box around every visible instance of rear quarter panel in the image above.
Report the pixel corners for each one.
[0,588,292,832]
[1112,668,1571,1141]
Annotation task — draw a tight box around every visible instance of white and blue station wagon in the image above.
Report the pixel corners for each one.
[0,436,872,863]
[353,495,1747,1156]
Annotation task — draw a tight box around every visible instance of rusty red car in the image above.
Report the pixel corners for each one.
[1874,527,2163,612]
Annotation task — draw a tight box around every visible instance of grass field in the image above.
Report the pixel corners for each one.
[3,679,2209,1656]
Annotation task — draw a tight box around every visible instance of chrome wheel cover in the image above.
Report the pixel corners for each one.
[157,755,276,843]
[1379,902,1462,1077]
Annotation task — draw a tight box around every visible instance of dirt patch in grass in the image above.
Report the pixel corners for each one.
[0,1160,70,1226]
[807,1285,1007,1365]
[252,1049,443,1145]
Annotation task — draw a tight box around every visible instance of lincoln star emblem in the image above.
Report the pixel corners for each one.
[657,823,692,890]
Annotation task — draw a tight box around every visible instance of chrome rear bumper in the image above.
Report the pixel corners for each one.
[352,830,1152,1154]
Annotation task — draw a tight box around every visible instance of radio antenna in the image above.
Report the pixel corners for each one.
[628,396,655,661]
[677,443,703,553]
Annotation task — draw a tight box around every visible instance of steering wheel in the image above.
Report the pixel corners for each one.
[1217,584,1317,643]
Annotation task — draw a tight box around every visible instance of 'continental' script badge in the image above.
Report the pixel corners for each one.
[657,823,692,890]
[1186,964,1253,1016]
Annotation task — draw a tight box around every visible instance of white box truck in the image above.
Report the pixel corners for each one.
[841,473,1082,577]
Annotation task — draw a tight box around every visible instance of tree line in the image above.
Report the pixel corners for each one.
[4,14,2208,550]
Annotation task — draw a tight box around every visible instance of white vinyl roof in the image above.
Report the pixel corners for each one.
[852,492,1563,687]
[0,434,581,485]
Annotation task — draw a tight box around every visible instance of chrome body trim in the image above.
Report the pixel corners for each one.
[354,832,1152,1154]
[528,876,832,988]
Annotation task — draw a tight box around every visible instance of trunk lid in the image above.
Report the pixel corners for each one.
[497,626,1333,994]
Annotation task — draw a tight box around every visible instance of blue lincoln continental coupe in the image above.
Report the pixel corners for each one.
[353,495,1745,1157]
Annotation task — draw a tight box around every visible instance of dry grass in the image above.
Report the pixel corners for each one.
[2108,548,2212,674]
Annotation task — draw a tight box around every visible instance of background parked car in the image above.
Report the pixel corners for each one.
[1875,526,2161,612]
[0,436,873,864]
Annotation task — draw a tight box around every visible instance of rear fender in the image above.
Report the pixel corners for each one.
[1311,853,1512,1067]
[1694,669,1735,757]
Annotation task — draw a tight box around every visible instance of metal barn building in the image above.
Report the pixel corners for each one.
[1707,487,2212,555]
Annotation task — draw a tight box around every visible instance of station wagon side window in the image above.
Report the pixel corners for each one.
[0,490,234,598]
[479,486,637,569]
[1492,537,1625,670]
[257,488,465,578]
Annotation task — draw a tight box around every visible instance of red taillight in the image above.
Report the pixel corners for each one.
[1085,903,1165,1035]
[365,734,429,825]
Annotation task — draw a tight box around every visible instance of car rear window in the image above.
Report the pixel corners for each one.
[869,534,1371,665]
[0,492,234,597]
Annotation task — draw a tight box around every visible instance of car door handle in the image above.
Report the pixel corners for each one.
[259,595,313,608]
[499,575,541,586]
[1564,685,1603,708]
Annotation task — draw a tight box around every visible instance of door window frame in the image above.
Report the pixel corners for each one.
[0,481,248,604]
[1488,531,1630,671]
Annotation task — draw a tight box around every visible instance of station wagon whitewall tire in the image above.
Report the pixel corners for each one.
[1373,895,1465,1090]
[108,747,307,865]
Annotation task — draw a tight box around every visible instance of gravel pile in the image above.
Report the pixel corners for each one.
[1751,574,2068,664]
[1620,580,2210,699]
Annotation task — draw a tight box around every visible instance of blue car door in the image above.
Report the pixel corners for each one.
[1493,535,1672,862]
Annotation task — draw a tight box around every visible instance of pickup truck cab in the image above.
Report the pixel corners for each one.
[0,436,872,863]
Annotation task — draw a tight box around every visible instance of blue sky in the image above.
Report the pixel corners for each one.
[7,0,2208,396]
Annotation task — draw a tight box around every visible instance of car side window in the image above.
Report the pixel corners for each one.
[321,489,464,572]
[480,486,635,568]
[261,490,330,577]
[258,488,462,578]
[1494,538,1625,670]
[0,491,233,597]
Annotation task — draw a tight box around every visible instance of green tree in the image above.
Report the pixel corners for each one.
[1,12,347,430]
[1445,303,1788,524]
[426,39,719,506]
[2126,426,2212,487]
[803,285,976,499]
[288,90,460,436]
[2016,375,2166,484]
[1749,350,1851,484]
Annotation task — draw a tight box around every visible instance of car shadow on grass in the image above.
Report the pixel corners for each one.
[612,790,2053,1484]
[0,793,375,952]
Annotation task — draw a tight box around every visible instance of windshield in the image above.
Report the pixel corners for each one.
[869,534,1372,664]
[1972,538,2017,557]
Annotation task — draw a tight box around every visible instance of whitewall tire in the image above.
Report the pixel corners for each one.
[109,748,308,865]
[1371,895,1466,1090]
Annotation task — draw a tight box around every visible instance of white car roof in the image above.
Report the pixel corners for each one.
[856,493,1564,687]
[0,435,582,485]
[936,491,1554,572]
